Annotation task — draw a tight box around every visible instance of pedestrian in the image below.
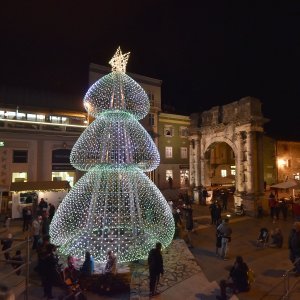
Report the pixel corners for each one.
[80,251,95,277]
[11,250,24,275]
[102,250,117,291]
[148,242,164,297]
[1,233,13,260]
[41,214,50,237]
[217,218,232,260]
[31,216,42,250]
[220,190,228,211]
[38,198,48,216]
[216,255,250,300]
[26,208,32,230]
[268,191,276,220]
[22,206,28,232]
[39,243,59,299]
[279,198,288,221]
[288,221,300,276]
[209,201,217,225]
[48,203,55,223]
[168,176,173,189]
[201,187,209,206]
[183,204,194,248]
[215,218,223,257]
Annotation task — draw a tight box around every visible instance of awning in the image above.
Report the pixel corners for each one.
[10,181,71,192]
[270,179,300,189]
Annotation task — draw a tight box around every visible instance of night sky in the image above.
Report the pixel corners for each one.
[1,1,300,140]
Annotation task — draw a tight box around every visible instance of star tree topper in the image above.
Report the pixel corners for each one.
[109,47,130,73]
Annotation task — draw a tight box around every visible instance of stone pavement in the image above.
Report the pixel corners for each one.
[1,200,300,300]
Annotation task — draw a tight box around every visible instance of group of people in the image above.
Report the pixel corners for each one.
[34,241,118,299]
[268,191,289,221]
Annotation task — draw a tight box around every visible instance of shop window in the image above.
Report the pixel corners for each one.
[166,170,173,181]
[12,172,28,182]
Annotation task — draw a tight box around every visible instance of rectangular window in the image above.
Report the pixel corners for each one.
[147,91,154,106]
[165,147,173,158]
[13,150,28,163]
[221,169,227,177]
[148,113,155,126]
[181,147,188,159]
[12,172,27,182]
[230,165,236,176]
[180,126,188,137]
[164,126,173,137]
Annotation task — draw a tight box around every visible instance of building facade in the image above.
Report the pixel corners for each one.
[157,112,190,190]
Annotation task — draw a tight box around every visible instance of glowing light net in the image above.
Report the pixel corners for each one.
[49,48,175,262]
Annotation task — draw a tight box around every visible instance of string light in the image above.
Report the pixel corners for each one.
[49,47,175,263]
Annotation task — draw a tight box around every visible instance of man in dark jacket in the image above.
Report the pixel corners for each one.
[148,242,164,296]
[288,221,300,275]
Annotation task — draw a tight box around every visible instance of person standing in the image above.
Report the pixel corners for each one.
[221,190,228,211]
[288,221,300,276]
[168,176,173,189]
[22,206,28,232]
[102,250,117,291]
[48,204,55,223]
[201,187,209,206]
[31,216,42,250]
[38,198,48,216]
[39,244,59,299]
[268,191,276,220]
[148,242,164,297]
[183,204,194,248]
[217,218,232,260]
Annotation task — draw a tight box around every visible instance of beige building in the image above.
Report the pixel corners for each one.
[157,112,190,190]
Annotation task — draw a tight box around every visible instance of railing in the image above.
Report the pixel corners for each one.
[281,258,300,300]
[258,258,300,300]
[0,236,31,300]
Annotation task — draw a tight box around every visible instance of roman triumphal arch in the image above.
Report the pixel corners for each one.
[189,97,268,215]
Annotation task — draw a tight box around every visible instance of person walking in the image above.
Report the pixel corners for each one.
[217,218,232,260]
[148,242,164,297]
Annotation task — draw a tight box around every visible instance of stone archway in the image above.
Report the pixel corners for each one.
[189,97,268,215]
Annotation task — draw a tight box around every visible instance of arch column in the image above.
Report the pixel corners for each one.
[236,131,245,193]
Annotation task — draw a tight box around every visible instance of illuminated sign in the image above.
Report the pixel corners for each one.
[0,141,4,147]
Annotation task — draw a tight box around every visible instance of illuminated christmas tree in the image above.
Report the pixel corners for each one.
[49,47,175,262]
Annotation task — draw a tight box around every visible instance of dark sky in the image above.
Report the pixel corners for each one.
[1,1,300,140]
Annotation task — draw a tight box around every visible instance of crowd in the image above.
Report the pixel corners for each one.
[3,189,300,299]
